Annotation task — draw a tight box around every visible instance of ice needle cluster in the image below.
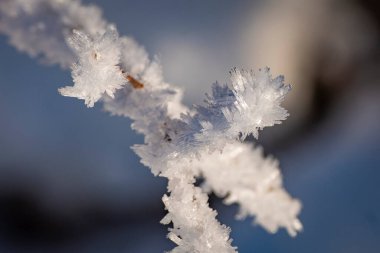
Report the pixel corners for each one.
[0,0,302,252]
[59,25,126,107]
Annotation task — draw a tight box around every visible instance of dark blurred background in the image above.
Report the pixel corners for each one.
[0,0,379,252]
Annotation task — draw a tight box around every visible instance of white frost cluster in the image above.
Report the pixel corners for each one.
[194,142,302,237]
[59,25,126,107]
[164,68,291,157]
[161,168,236,253]
[0,0,302,252]
[226,68,290,139]
[0,0,106,67]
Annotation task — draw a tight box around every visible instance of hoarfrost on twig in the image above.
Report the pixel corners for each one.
[0,0,302,252]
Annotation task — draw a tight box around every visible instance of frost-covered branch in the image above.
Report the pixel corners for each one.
[0,0,302,252]
[161,168,237,253]
[194,142,302,237]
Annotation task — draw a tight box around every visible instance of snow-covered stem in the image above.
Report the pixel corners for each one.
[0,0,302,252]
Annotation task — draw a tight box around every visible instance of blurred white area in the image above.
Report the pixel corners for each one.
[156,36,232,105]
[239,0,376,127]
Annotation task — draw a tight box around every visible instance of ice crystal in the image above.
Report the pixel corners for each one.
[226,68,290,139]
[161,169,237,253]
[163,68,291,157]
[59,25,126,107]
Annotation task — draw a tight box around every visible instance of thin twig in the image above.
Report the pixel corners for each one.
[120,69,144,89]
